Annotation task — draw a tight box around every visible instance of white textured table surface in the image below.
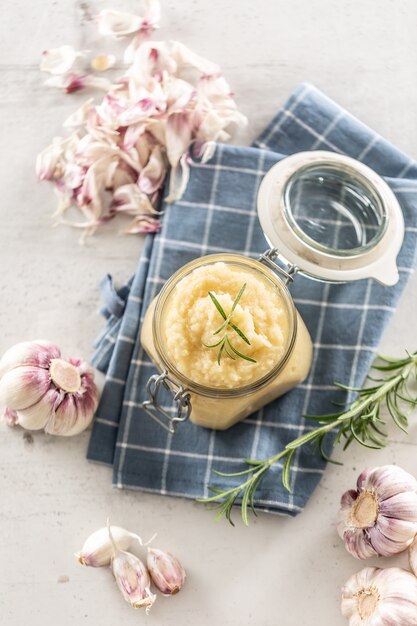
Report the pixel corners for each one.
[1,1,417,624]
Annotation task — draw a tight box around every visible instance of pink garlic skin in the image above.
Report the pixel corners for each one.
[2,407,18,427]
[338,465,417,559]
[147,548,186,595]
[112,551,156,610]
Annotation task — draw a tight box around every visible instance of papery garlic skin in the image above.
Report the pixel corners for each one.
[341,567,417,625]
[0,341,99,436]
[112,551,156,611]
[338,465,417,559]
[76,526,136,567]
[147,548,186,595]
[37,2,247,237]
[107,523,156,611]
[40,45,78,75]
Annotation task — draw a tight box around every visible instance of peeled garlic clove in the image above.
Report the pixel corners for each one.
[0,340,60,378]
[91,54,116,72]
[338,465,417,559]
[341,566,417,625]
[147,548,186,595]
[0,366,51,410]
[17,388,60,431]
[76,526,136,567]
[112,551,156,611]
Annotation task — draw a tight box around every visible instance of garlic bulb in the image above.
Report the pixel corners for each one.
[108,525,156,612]
[147,548,186,595]
[341,567,417,625]
[0,340,98,436]
[338,465,417,559]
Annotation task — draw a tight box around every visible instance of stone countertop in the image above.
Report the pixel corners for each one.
[1,1,417,624]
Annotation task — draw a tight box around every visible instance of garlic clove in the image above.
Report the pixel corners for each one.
[91,54,116,72]
[106,523,156,611]
[339,528,378,560]
[367,524,408,558]
[379,491,417,522]
[16,388,60,431]
[46,395,82,436]
[112,551,156,611]
[361,464,417,500]
[76,526,136,567]
[338,465,417,559]
[409,534,417,576]
[341,567,417,625]
[0,366,51,411]
[0,340,60,378]
[45,367,98,436]
[147,548,186,595]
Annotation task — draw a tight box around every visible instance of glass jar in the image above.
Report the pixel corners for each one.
[140,151,405,432]
[141,254,313,430]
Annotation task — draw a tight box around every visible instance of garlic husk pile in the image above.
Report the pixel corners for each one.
[37,0,247,237]
[341,567,417,625]
[0,340,98,436]
[337,465,417,559]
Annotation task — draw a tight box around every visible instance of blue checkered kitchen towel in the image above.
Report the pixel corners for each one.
[87,83,417,515]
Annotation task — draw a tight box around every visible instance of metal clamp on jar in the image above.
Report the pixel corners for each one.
[140,151,405,432]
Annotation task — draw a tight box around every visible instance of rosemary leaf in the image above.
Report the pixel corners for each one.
[208,291,227,320]
[204,283,257,364]
[282,449,295,491]
[226,336,257,363]
[228,321,251,345]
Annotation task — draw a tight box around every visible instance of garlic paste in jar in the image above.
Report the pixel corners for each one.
[141,255,313,430]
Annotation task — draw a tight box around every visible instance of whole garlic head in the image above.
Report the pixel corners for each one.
[341,567,417,625]
[0,340,98,436]
[338,465,417,559]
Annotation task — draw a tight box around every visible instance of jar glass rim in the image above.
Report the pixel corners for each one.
[152,253,298,398]
[282,160,389,258]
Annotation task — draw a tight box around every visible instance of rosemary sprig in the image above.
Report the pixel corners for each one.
[199,350,417,526]
[203,283,257,364]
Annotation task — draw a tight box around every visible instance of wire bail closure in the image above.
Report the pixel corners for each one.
[258,248,298,285]
[142,371,192,433]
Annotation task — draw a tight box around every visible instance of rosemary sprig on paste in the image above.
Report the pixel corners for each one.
[203,283,257,365]
[199,351,417,526]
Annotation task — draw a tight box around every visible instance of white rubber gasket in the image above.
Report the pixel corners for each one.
[257,151,404,285]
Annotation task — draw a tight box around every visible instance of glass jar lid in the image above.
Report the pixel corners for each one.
[257,151,404,285]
